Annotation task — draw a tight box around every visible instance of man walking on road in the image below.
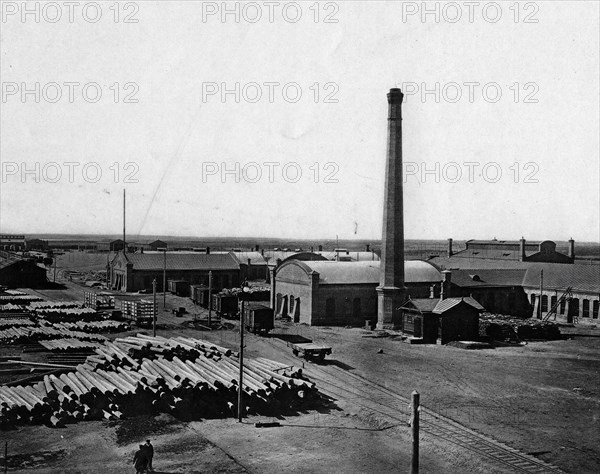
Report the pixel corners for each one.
[144,439,154,472]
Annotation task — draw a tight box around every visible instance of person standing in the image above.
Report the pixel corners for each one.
[133,444,148,473]
[144,439,154,472]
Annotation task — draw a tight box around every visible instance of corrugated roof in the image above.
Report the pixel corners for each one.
[296,260,441,285]
[126,253,239,271]
[433,297,485,314]
[317,251,380,262]
[213,251,266,266]
[522,263,600,294]
[451,269,528,287]
[403,298,440,312]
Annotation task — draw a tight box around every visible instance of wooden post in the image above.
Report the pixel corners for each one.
[539,270,544,319]
[238,297,245,422]
[208,271,213,327]
[4,441,7,474]
[163,248,166,310]
[411,390,419,474]
[152,279,157,337]
[53,257,57,283]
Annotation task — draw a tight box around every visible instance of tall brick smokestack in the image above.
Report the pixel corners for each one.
[377,88,407,329]
[568,238,575,261]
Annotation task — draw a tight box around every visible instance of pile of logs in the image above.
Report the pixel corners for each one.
[39,338,105,352]
[0,325,107,344]
[480,313,562,341]
[0,318,34,329]
[0,303,28,313]
[1,335,318,428]
[55,320,130,334]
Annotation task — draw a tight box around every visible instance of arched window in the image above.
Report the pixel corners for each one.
[541,295,548,312]
[353,298,361,319]
[593,300,599,319]
[582,299,590,318]
[325,298,336,321]
[571,298,579,317]
[550,295,557,311]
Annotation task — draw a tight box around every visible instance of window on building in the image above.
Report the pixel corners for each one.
[571,298,579,317]
[353,298,361,319]
[530,294,536,305]
[582,299,590,318]
[550,295,557,311]
[541,295,548,312]
[560,297,566,314]
[593,300,599,319]
[325,298,336,320]
[289,295,295,314]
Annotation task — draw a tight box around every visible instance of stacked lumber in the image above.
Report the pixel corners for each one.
[1,335,319,428]
[28,301,82,310]
[55,321,129,333]
[0,295,43,304]
[480,313,562,341]
[0,318,34,329]
[0,303,27,313]
[0,325,107,344]
[39,339,105,352]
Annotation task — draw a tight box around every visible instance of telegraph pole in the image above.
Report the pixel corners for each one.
[163,248,167,310]
[208,271,213,327]
[238,296,245,422]
[152,278,157,337]
[539,270,544,319]
[411,390,420,474]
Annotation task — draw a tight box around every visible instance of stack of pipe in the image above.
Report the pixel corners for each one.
[0,318,35,329]
[0,325,107,344]
[1,335,318,428]
[55,321,129,333]
[39,339,104,352]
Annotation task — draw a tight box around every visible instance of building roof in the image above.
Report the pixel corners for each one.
[123,253,239,271]
[450,269,528,287]
[403,298,440,312]
[213,251,266,266]
[265,251,328,267]
[522,263,600,294]
[433,297,485,314]
[292,260,441,285]
[317,251,380,262]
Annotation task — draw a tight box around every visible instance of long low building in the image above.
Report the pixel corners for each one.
[272,260,442,326]
[0,252,48,288]
[109,252,240,292]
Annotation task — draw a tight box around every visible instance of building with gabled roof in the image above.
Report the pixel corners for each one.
[401,296,483,344]
[108,251,240,292]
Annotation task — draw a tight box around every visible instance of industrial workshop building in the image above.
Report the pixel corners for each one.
[108,252,240,292]
[0,252,48,288]
[272,260,442,326]
[429,240,600,322]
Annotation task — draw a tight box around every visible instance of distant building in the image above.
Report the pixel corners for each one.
[109,252,240,292]
[25,239,49,251]
[401,296,483,344]
[0,252,47,288]
[444,238,575,264]
[273,260,442,326]
[0,235,26,251]
[109,239,126,252]
[149,240,168,251]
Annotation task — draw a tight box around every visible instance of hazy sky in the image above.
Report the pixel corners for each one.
[0,1,598,242]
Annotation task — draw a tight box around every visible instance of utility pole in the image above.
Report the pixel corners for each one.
[163,248,167,310]
[539,269,544,319]
[208,271,213,327]
[123,189,126,253]
[53,257,57,283]
[152,278,157,337]
[411,390,420,474]
[238,296,245,422]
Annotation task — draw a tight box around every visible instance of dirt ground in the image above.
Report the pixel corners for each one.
[2,277,599,473]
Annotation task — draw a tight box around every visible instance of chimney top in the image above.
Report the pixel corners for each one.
[387,88,404,104]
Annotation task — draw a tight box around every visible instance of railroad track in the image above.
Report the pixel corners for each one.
[301,363,563,474]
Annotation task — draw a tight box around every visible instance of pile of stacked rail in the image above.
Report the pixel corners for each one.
[1,334,318,428]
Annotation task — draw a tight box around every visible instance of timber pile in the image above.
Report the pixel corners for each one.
[221,287,271,301]
[0,295,43,304]
[0,325,107,344]
[39,339,105,352]
[1,335,318,428]
[28,302,82,310]
[480,313,562,341]
[32,308,99,323]
[55,321,129,333]
[0,303,27,313]
[0,318,34,329]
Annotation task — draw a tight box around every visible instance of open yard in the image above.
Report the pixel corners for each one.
[2,280,599,473]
